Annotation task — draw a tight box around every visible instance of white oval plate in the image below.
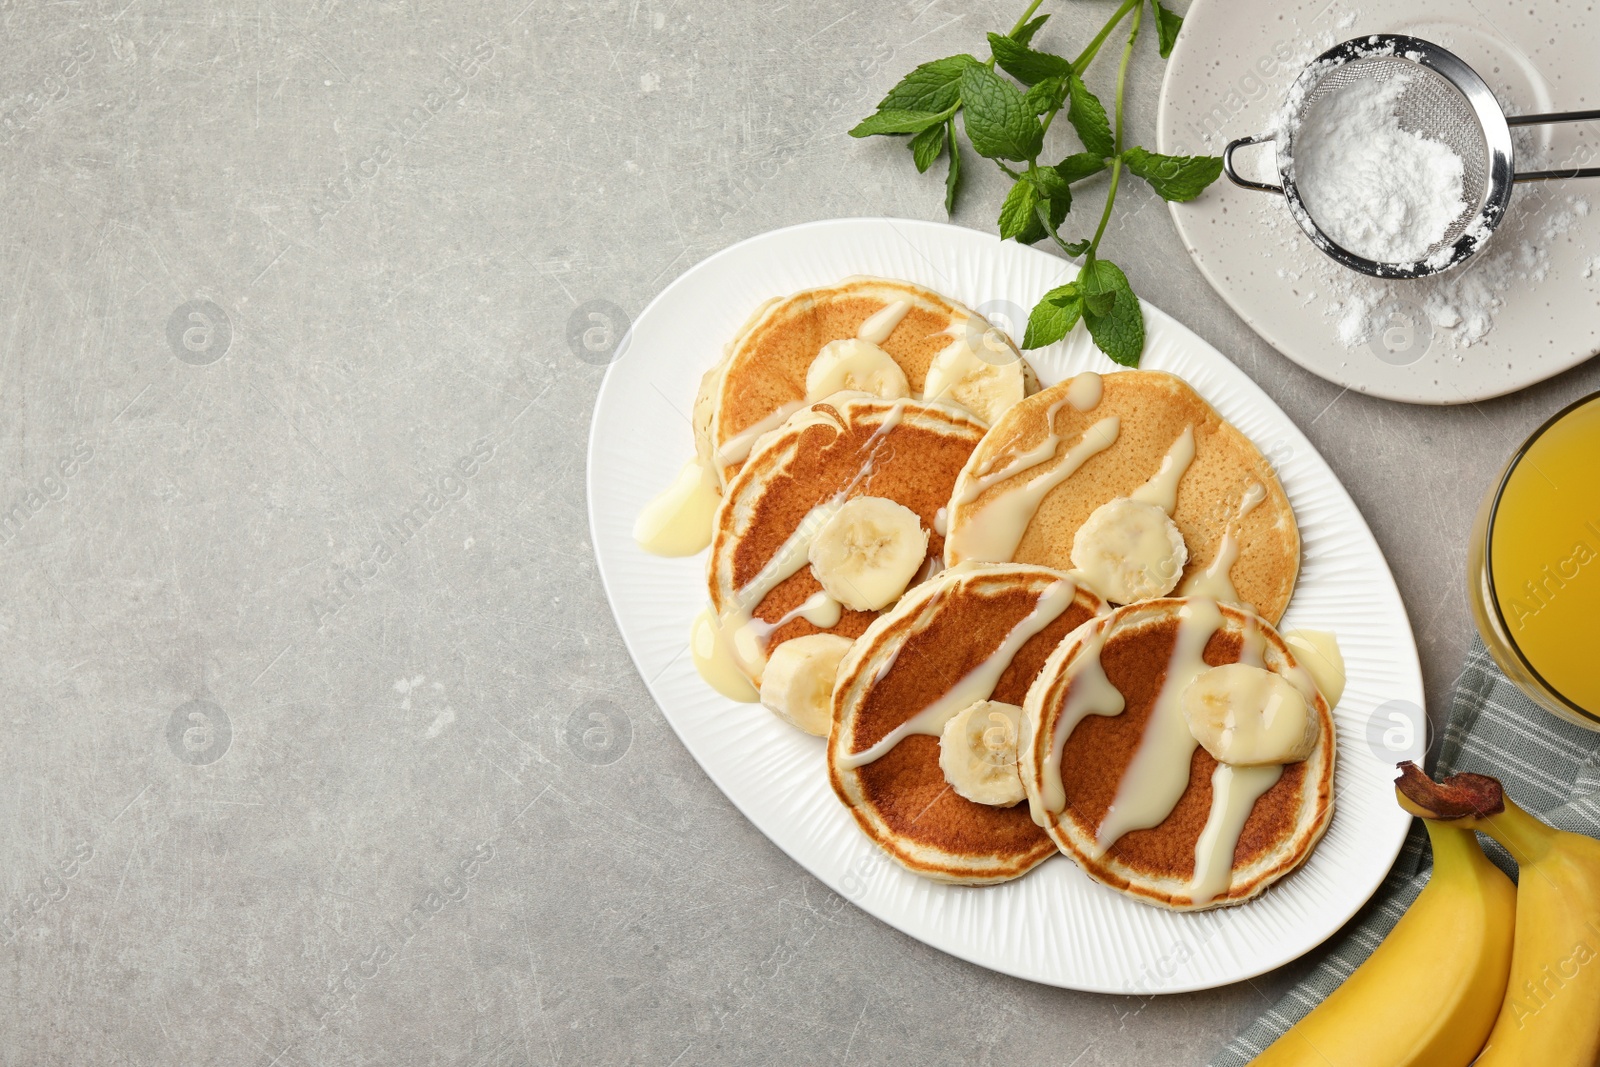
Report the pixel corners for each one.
[587,218,1422,993]
[1157,0,1600,404]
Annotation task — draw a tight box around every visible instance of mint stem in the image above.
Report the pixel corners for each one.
[1007,0,1047,37]
[1086,0,1142,259]
[1072,0,1140,75]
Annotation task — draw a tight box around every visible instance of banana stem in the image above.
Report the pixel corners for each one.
[1480,801,1559,867]
[1421,817,1482,875]
[1395,761,1505,824]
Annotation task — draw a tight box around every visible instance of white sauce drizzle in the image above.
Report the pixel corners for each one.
[1189,762,1284,905]
[1283,629,1346,708]
[691,502,843,698]
[1037,622,1125,814]
[1065,371,1103,412]
[716,400,806,467]
[839,580,1078,770]
[1179,481,1267,607]
[1128,425,1196,515]
[1236,612,1267,669]
[960,395,1074,502]
[856,299,912,345]
[946,416,1121,564]
[634,456,722,557]
[690,607,760,702]
[1095,597,1225,852]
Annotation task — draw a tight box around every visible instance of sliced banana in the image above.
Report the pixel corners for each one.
[1070,497,1188,604]
[759,633,855,736]
[805,339,910,402]
[921,330,1026,425]
[938,700,1026,807]
[807,496,928,612]
[1182,663,1317,766]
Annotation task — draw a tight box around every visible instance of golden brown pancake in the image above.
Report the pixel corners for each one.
[1020,598,1335,910]
[944,369,1300,623]
[708,395,986,681]
[829,564,1108,885]
[694,277,1037,485]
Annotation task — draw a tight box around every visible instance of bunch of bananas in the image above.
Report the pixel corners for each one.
[1250,760,1600,1067]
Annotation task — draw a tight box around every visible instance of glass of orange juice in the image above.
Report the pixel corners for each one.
[1467,391,1600,730]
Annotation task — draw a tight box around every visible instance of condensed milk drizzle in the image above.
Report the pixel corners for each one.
[635,456,722,557]
[1179,481,1266,607]
[1129,425,1196,515]
[1189,762,1283,905]
[857,299,912,345]
[742,590,844,646]
[947,416,1121,564]
[1037,621,1125,814]
[1065,371,1103,412]
[839,580,1078,770]
[1095,597,1225,853]
[962,396,1075,497]
[717,400,807,468]
[1282,629,1345,707]
[1236,612,1267,669]
[691,502,844,701]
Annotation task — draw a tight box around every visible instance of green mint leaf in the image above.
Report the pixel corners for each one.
[1055,152,1110,183]
[910,122,946,173]
[875,54,981,114]
[1121,146,1223,202]
[1151,2,1184,58]
[1026,167,1072,232]
[1022,76,1068,117]
[998,180,1041,241]
[989,33,1073,87]
[849,109,947,137]
[1023,283,1083,348]
[959,64,1044,161]
[944,118,962,213]
[1059,235,1092,256]
[1079,259,1144,366]
[1066,74,1114,158]
[1011,13,1050,46]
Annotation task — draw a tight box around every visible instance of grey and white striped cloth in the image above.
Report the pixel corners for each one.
[1210,638,1600,1066]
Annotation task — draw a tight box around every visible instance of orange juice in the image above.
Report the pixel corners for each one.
[1468,391,1600,728]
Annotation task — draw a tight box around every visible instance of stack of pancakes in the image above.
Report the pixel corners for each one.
[676,276,1335,913]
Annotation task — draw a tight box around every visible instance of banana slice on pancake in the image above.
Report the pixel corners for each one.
[1183,663,1317,766]
[760,633,855,736]
[805,339,910,402]
[939,700,1026,807]
[1070,497,1188,603]
[922,331,1028,426]
[808,497,928,612]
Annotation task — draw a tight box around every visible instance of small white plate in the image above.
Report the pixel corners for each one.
[587,218,1422,992]
[1158,0,1600,404]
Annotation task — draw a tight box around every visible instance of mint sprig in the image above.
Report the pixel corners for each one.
[847,0,1221,366]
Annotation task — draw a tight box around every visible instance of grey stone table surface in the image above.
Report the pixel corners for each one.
[2,1,1596,1064]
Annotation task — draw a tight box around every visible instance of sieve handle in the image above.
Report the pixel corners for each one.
[1508,109,1600,182]
[1222,135,1283,194]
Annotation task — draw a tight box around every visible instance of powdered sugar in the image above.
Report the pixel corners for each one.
[1293,73,1466,264]
[1258,193,1588,352]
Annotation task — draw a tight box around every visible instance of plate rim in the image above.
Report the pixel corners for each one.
[586,215,1421,992]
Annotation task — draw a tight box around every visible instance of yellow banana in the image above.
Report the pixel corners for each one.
[1248,781,1515,1066]
[1395,761,1600,1067]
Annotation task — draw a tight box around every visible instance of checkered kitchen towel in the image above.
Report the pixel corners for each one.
[1211,638,1600,1066]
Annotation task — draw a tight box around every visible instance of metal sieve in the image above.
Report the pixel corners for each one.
[1222,34,1600,279]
